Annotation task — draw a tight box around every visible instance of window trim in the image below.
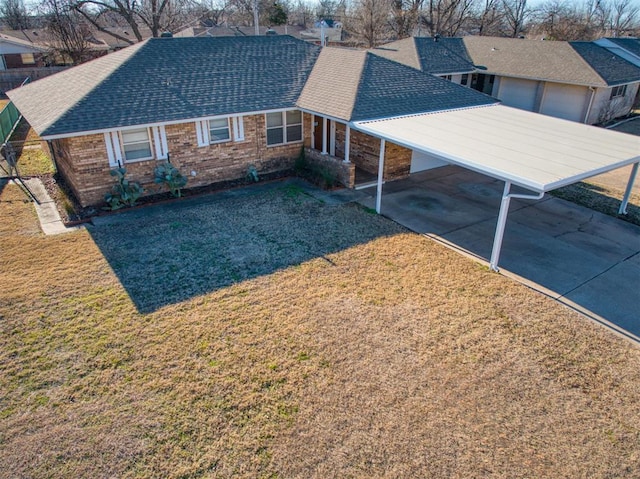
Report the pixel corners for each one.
[265,110,303,147]
[610,84,627,99]
[120,127,154,163]
[208,117,231,144]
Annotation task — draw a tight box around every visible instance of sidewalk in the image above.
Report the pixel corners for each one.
[10,177,80,235]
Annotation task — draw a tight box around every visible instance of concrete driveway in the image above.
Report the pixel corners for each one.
[357,166,640,340]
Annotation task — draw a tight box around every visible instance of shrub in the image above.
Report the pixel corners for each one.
[104,167,143,210]
[247,164,259,183]
[154,160,188,198]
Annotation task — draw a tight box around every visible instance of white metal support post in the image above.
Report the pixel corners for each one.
[344,125,350,163]
[322,117,328,154]
[490,181,544,272]
[619,161,639,215]
[376,139,386,214]
[490,182,513,272]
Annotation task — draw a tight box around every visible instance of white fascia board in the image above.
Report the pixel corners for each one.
[351,103,499,126]
[543,156,640,192]
[435,70,475,76]
[296,107,349,124]
[40,107,302,141]
[486,72,607,88]
[351,119,545,192]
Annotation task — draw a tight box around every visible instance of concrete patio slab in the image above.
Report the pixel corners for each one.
[358,166,640,340]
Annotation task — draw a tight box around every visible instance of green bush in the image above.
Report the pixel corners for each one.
[104,167,144,210]
[154,161,188,198]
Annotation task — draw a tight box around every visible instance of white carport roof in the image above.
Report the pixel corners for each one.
[353,104,640,193]
[352,104,639,271]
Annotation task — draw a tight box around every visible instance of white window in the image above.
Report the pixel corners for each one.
[461,74,469,86]
[610,85,627,99]
[121,128,153,162]
[209,118,231,143]
[20,53,35,65]
[266,110,302,146]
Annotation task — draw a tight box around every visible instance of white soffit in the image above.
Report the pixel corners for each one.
[353,105,640,192]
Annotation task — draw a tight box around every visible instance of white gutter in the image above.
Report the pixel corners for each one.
[583,86,596,124]
[40,107,302,140]
[490,182,544,272]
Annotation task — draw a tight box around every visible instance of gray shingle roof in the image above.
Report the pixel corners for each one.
[571,41,640,85]
[8,36,321,137]
[606,38,640,58]
[351,53,495,121]
[371,37,475,74]
[298,47,495,122]
[297,48,367,120]
[413,37,475,74]
[463,36,607,86]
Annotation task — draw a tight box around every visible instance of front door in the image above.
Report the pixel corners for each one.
[313,117,329,152]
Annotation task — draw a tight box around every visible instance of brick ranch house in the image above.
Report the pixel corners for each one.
[7,36,496,207]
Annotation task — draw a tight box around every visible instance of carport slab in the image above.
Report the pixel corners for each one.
[564,253,640,336]
[358,167,640,339]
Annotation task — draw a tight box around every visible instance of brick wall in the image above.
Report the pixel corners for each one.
[57,112,312,207]
[349,129,411,180]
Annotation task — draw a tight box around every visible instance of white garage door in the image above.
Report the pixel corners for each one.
[540,83,588,122]
[410,150,449,173]
[497,78,538,111]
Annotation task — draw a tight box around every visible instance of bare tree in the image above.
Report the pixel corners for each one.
[348,0,391,47]
[421,0,475,37]
[316,0,338,20]
[502,0,528,36]
[41,0,94,64]
[607,0,639,36]
[389,0,422,38]
[70,0,192,43]
[0,0,30,29]
[473,0,502,35]
[288,0,313,26]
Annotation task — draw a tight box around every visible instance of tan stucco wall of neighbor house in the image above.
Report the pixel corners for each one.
[54,112,313,207]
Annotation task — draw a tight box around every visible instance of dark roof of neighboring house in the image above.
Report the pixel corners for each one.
[371,37,475,74]
[606,37,640,58]
[8,36,321,137]
[414,37,475,74]
[175,24,307,39]
[570,41,640,86]
[298,47,496,122]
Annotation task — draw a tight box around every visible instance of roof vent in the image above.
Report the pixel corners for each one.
[160,31,173,38]
[433,33,440,42]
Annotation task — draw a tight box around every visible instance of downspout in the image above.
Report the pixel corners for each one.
[490,181,545,272]
[584,86,596,124]
[46,140,58,173]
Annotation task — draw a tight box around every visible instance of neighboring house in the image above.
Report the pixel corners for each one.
[174,24,342,44]
[174,25,307,39]
[2,27,147,62]
[6,35,495,207]
[373,36,640,124]
[595,37,640,68]
[372,37,475,86]
[463,36,640,124]
[0,33,47,69]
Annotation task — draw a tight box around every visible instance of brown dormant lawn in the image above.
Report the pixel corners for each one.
[1,181,639,478]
